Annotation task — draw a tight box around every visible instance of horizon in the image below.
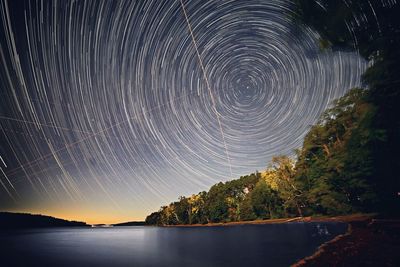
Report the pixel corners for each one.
[0,169,281,224]
[0,0,366,224]
[1,0,399,266]
[1,210,144,225]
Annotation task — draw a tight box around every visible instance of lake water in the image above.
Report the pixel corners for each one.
[0,222,347,267]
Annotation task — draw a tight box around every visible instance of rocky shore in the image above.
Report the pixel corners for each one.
[292,215,400,266]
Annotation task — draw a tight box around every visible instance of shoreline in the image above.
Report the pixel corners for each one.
[291,214,400,266]
[163,213,400,266]
[292,223,354,267]
[155,213,399,265]
[163,213,375,227]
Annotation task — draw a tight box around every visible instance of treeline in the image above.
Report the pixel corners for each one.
[145,88,379,225]
[0,212,89,228]
[295,0,400,213]
[146,1,400,225]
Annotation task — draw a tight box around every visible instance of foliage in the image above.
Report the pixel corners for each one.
[295,88,378,215]
[146,88,384,225]
[145,1,399,225]
[295,0,400,214]
[145,173,264,225]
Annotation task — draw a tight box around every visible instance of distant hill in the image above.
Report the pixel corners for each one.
[113,221,146,226]
[0,212,89,228]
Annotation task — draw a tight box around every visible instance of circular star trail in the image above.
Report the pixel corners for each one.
[0,0,366,221]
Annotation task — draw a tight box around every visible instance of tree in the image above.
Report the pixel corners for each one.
[295,0,400,215]
[187,193,207,224]
[295,88,377,215]
[145,211,162,225]
[251,179,281,219]
[239,195,256,221]
[265,156,303,217]
[174,197,190,224]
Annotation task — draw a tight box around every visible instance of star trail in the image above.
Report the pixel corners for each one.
[0,0,366,223]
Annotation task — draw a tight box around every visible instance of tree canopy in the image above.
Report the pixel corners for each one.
[145,1,399,225]
[295,0,400,214]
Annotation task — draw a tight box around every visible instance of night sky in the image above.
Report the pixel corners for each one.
[0,0,366,223]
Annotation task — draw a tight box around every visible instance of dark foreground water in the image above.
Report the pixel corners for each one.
[0,222,347,267]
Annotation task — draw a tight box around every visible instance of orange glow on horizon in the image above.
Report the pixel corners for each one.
[3,207,146,225]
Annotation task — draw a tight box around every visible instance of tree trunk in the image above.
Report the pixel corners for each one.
[296,202,303,217]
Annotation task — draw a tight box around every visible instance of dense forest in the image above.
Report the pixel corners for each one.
[146,89,379,225]
[146,0,399,225]
[295,0,400,214]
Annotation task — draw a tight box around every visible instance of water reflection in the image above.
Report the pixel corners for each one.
[0,222,347,267]
[315,223,331,236]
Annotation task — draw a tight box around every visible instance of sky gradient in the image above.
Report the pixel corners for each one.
[0,0,366,224]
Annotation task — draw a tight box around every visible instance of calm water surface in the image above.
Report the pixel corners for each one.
[0,222,347,267]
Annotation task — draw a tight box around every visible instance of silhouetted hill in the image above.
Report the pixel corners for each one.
[0,212,89,228]
[113,221,146,226]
